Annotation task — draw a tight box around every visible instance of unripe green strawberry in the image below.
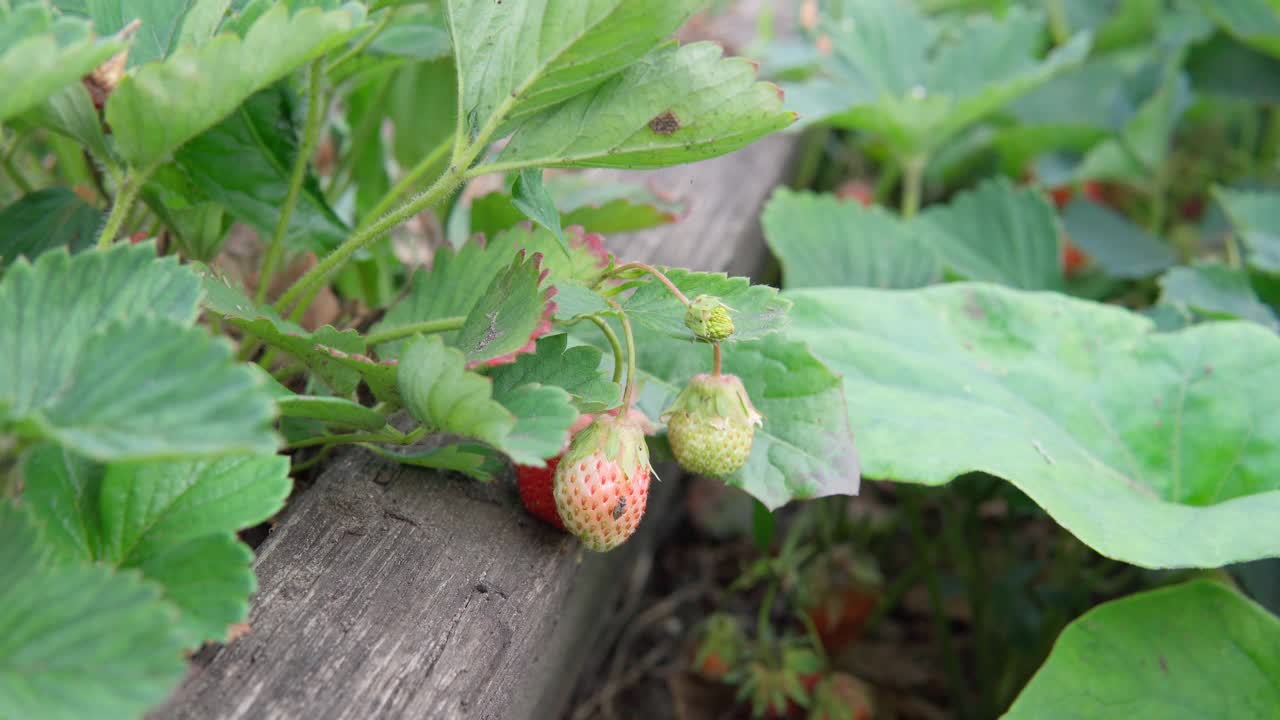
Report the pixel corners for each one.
[685,294,735,342]
[664,373,762,477]
[553,413,652,552]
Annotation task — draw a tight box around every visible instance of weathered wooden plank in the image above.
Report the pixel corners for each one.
[157,133,797,720]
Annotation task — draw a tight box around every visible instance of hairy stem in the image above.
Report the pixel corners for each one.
[275,163,465,316]
[363,315,466,346]
[605,298,638,414]
[326,6,397,74]
[609,262,691,305]
[589,315,625,384]
[96,166,151,248]
[712,342,722,377]
[258,60,326,304]
[900,155,927,219]
[361,133,455,231]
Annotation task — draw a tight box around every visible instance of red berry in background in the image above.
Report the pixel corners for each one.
[807,672,874,720]
[1061,240,1088,276]
[794,546,882,656]
[514,414,593,530]
[691,613,745,682]
[835,180,874,207]
[1180,195,1206,222]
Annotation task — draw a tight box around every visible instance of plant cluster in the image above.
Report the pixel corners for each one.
[0,1,859,717]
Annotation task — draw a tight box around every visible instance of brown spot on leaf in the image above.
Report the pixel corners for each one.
[649,111,681,135]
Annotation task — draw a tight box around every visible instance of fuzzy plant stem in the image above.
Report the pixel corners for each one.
[609,262,691,305]
[589,315,625,384]
[326,6,397,74]
[363,315,465,346]
[605,298,638,414]
[96,166,151,248]
[712,342,722,377]
[360,133,455,228]
[900,155,927,219]
[257,60,326,304]
[275,163,465,317]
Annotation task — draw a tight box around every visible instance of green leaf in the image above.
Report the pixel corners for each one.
[198,268,366,395]
[1187,32,1280,103]
[23,447,291,646]
[0,5,122,124]
[0,500,187,720]
[317,347,402,406]
[447,0,700,146]
[1006,580,1280,719]
[787,2,1089,156]
[454,249,555,365]
[373,226,603,359]
[493,42,795,171]
[16,83,112,161]
[554,280,613,321]
[367,441,505,481]
[621,266,792,342]
[106,1,365,168]
[369,4,451,60]
[511,168,568,254]
[489,333,620,413]
[387,57,457,170]
[470,176,683,239]
[397,335,576,464]
[70,0,232,67]
[922,178,1063,291]
[612,325,859,509]
[0,244,278,460]
[1199,0,1280,59]
[1215,187,1280,275]
[761,188,941,289]
[787,283,1280,568]
[277,395,389,431]
[0,188,102,268]
[1158,264,1279,330]
[1061,197,1178,279]
[173,85,349,253]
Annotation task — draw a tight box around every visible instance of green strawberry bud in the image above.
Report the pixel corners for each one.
[662,373,763,477]
[684,294,735,342]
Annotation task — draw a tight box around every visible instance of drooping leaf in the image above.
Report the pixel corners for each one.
[511,168,568,255]
[921,178,1063,291]
[1061,197,1178,279]
[198,268,365,395]
[0,244,277,460]
[366,441,505,481]
[599,325,860,509]
[23,447,291,646]
[1006,580,1280,719]
[447,0,700,145]
[0,5,122,124]
[787,282,1280,568]
[16,83,112,160]
[106,1,365,168]
[493,42,796,171]
[0,500,187,720]
[0,188,102,267]
[620,266,792,342]
[784,2,1089,157]
[489,333,620,413]
[373,225,604,359]
[1158,264,1279,329]
[1215,186,1280,275]
[761,188,941,289]
[455,250,556,366]
[174,85,349,253]
[397,335,576,465]
[1199,0,1280,59]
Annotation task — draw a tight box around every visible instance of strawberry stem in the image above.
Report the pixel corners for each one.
[588,315,625,383]
[712,342,722,377]
[605,297,638,414]
[609,262,691,306]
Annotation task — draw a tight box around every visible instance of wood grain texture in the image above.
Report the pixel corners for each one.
[156,133,798,720]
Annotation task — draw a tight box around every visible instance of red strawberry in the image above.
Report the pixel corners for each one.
[553,413,653,552]
[807,673,873,720]
[515,414,594,529]
[691,613,746,682]
[835,180,874,207]
[794,546,882,655]
[1061,239,1088,275]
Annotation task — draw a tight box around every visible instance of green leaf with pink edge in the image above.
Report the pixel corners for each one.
[454,250,557,367]
[620,267,791,342]
[397,336,577,466]
[197,268,365,395]
[373,225,608,361]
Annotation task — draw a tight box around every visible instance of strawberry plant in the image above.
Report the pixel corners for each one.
[0,1,861,717]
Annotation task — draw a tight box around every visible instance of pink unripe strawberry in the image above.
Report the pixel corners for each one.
[663,373,763,477]
[552,413,653,552]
